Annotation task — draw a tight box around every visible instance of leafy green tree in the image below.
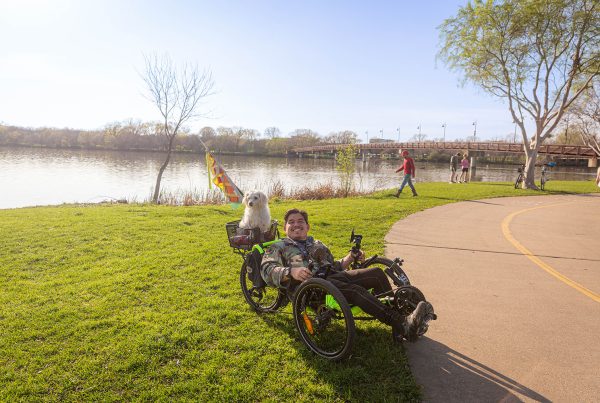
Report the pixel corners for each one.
[265,137,289,155]
[439,0,599,188]
[336,144,358,197]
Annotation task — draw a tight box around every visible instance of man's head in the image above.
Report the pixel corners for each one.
[284,208,310,241]
[457,152,462,157]
[400,150,409,157]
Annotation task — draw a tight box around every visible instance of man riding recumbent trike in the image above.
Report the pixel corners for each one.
[226,208,436,361]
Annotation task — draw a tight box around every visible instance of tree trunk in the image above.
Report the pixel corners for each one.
[152,149,172,203]
[522,147,539,189]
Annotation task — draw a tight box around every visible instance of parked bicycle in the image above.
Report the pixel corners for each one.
[514,164,525,189]
[540,165,548,190]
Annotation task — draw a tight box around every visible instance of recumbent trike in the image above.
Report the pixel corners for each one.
[226,220,436,361]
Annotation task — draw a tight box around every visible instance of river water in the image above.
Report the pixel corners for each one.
[0,146,595,209]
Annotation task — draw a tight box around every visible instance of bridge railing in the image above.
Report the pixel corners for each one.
[291,141,596,157]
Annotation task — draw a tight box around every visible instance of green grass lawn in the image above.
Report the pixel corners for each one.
[1,181,597,402]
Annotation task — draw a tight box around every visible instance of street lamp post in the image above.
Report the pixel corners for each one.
[396,127,400,143]
[513,121,517,143]
[442,123,446,142]
[365,130,369,143]
[472,121,477,141]
[380,129,383,139]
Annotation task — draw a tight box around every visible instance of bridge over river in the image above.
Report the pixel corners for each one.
[292,141,597,160]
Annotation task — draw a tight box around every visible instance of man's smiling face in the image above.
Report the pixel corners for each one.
[285,213,310,241]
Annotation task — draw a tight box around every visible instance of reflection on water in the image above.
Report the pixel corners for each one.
[0,146,595,209]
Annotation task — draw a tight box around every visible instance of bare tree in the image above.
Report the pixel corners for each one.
[289,129,322,148]
[409,132,428,142]
[439,0,599,188]
[325,130,358,144]
[264,126,281,139]
[142,54,214,203]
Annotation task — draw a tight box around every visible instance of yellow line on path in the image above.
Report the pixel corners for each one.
[501,202,600,303]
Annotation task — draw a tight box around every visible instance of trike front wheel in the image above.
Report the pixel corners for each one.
[293,278,355,361]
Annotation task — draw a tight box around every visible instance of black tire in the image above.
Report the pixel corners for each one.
[514,174,522,189]
[361,256,394,271]
[362,258,431,337]
[293,278,355,361]
[362,256,411,289]
[395,286,430,337]
[240,261,287,313]
[394,286,426,316]
[359,256,426,318]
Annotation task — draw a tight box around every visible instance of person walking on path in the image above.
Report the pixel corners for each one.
[458,154,470,183]
[395,150,418,197]
[449,152,462,183]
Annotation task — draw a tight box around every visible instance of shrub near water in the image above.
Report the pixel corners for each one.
[0,181,597,401]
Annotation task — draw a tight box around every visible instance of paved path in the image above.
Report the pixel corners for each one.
[385,194,600,403]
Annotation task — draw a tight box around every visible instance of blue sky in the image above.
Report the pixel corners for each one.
[0,0,521,142]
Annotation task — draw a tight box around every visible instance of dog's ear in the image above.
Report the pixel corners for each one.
[242,193,248,205]
[260,192,268,205]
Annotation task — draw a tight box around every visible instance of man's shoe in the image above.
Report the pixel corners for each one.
[405,301,433,342]
[412,193,418,197]
[394,190,401,198]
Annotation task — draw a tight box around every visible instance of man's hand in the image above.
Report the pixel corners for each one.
[291,267,312,282]
[341,250,365,270]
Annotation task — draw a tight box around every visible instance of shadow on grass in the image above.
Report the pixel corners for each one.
[254,309,553,402]
[256,310,550,401]
[257,311,422,401]
[406,337,550,402]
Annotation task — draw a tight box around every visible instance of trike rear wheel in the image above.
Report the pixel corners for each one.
[293,278,355,361]
[240,261,287,313]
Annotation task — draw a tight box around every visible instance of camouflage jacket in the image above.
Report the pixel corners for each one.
[260,236,343,288]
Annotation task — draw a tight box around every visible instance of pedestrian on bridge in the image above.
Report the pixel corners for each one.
[395,150,418,197]
[458,154,470,183]
[450,152,462,183]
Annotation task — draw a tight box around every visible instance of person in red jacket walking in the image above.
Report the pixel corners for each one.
[395,150,418,197]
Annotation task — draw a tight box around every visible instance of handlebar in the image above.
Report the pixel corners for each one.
[349,229,364,269]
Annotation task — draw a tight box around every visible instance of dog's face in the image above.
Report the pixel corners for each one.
[242,191,267,208]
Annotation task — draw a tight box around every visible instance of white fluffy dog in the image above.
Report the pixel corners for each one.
[239,191,271,232]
